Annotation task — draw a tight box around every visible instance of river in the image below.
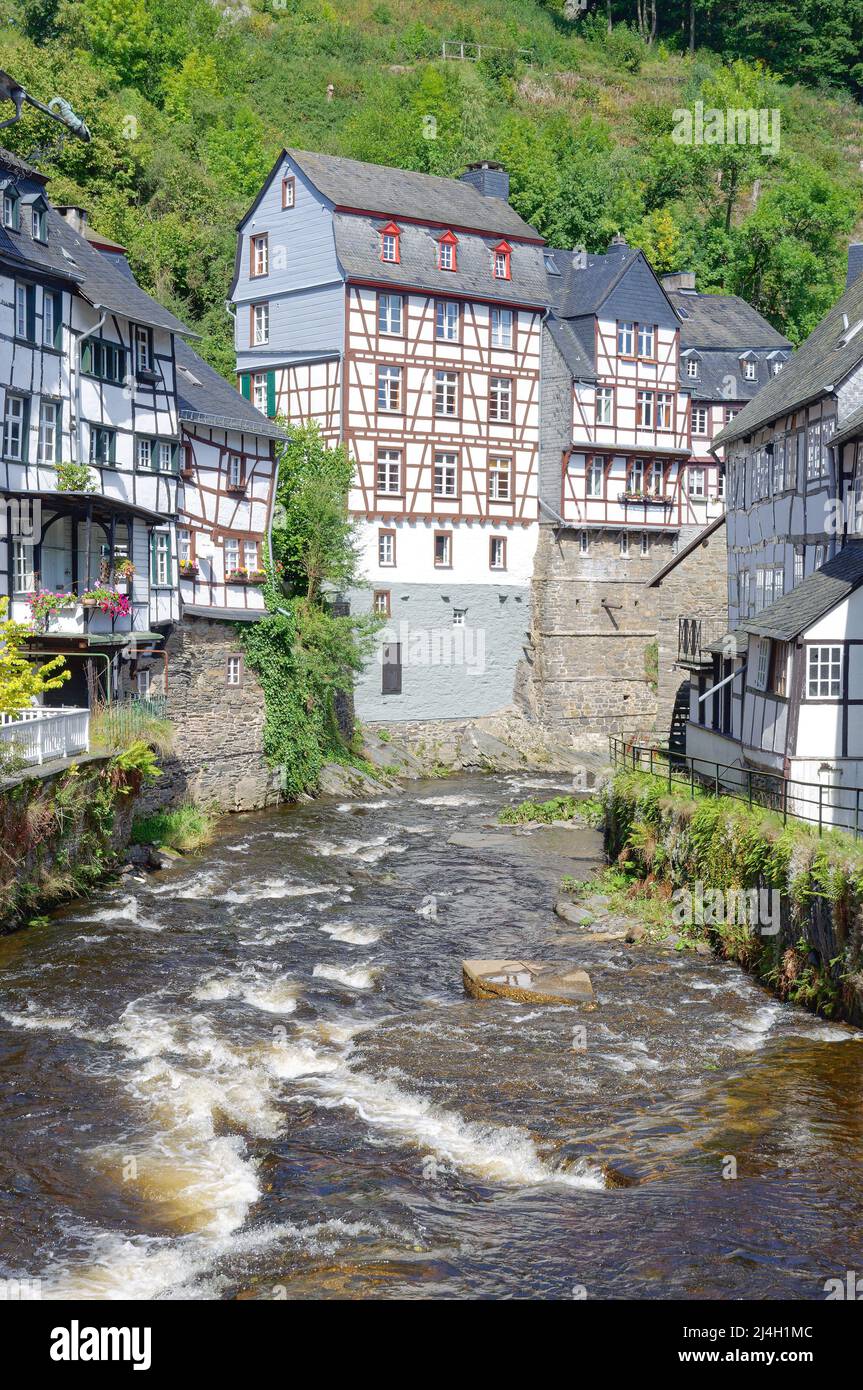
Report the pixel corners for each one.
[0,772,861,1301]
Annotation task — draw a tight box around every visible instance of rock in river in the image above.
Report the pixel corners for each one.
[462,959,594,1006]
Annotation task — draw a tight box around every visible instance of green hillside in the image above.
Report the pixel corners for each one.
[2,0,863,375]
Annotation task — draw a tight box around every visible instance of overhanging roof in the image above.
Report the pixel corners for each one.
[741,541,863,641]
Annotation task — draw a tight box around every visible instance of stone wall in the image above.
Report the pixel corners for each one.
[141,615,279,813]
[518,525,677,749]
[650,518,728,743]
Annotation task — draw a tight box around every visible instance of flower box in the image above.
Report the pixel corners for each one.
[179,562,199,579]
[226,483,247,496]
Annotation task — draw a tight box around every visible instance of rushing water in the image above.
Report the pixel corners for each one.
[1,772,862,1301]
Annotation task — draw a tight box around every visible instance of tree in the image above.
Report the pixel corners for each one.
[272,421,358,606]
[0,598,69,715]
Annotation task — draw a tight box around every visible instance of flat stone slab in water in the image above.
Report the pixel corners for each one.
[463,958,593,1006]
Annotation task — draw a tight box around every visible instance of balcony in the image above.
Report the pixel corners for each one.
[0,707,90,767]
[677,616,728,667]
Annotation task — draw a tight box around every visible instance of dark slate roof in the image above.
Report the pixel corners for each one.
[332,211,550,308]
[183,604,263,623]
[685,348,789,404]
[741,542,863,641]
[714,271,863,448]
[287,148,541,240]
[669,290,789,350]
[545,243,640,317]
[175,339,286,440]
[832,401,863,447]
[0,147,46,182]
[545,315,596,380]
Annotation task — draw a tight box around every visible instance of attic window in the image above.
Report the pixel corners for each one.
[2,185,19,231]
[31,202,47,243]
[492,241,511,280]
[437,230,458,272]
[178,363,202,387]
[380,222,400,263]
[743,359,756,381]
[544,252,561,275]
[686,357,698,378]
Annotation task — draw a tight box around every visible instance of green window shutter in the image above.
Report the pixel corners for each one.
[26,286,36,342]
[52,293,63,350]
[240,373,251,400]
[21,397,30,463]
[108,431,116,464]
[81,341,92,374]
[266,370,276,417]
[149,531,157,585]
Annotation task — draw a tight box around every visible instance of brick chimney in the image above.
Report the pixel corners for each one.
[56,206,89,235]
[846,243,863,290]
[661,271,697,293]
[460,161,510,202]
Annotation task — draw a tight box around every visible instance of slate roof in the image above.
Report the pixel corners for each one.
[545,315,596,381]
[332,210,550,308]
[741,541,863,641]
[175,338,286,441]
[545,244,640,318]
[831,401,863,447]
[286,148,541,241]
[668,290,789,350]
[0,147,191,334]
[685,348,788,404]
[714,271,863,448]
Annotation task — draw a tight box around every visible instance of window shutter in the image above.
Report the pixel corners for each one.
[81,341,92,374]
[21,397,30,463]
[266,370,276,417]
[240,374,251,400]
[149,530,157,585]
[109,431,116,464]
[52,293,62,349]
[26,286,36,342]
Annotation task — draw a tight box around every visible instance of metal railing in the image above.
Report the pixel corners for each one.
[89,696,168,750]
[609,735,863,839]
[440,40,534,62]
[0,707,90,767]
[677,616,727,665]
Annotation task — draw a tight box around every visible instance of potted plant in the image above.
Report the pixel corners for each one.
[179,559,199,579]
[227,566,248,584]
[246,569,267,585]
[55,461,97,493]
[114,558,135,593]
[28,590,78,631]
[81,587,131,620]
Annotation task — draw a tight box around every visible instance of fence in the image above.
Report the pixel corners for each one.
[440,41,534,63]
[609,735,863,839]
[89,696,169,751]
[0,707,90,767]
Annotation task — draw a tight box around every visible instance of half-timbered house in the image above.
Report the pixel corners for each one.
[231,151,548,720]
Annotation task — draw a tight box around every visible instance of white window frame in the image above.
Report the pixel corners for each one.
[152,532,171,587]
[434,451,458,498]
[686,357,699,379]
[491,307,513,349]
[253,302,269,346]
[378,531,395,567]
[224,537,241,576]
[436,300,459,342]
[489,536,506,570]
[488,457,511,502]
[12,539,35,594]
[807,645,842,700]
[489,376,512,423]
[596,386,613,425]
[638,323,655,359]
[376,449,402,496]
[434,371,458,418]
[692,405,708,435]
[377,365,401,413]
[434,532,452,567]
[587,456,605,498]
[38,399,58,463]
[617,322,634,356]
[227,655,243,687]
[251,233,269,277]
[3,394,25,461]
[378,293,402,336]
[637,391,654,428]
[134,324,152,373]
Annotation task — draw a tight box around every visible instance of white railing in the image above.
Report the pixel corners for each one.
[0,707,90,767]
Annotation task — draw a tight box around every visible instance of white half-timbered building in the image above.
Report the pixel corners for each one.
[231,150,548,720]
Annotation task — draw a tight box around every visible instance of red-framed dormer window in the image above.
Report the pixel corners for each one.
[437,230,458,272]
[493,241,512,280]
[380,222,400,263]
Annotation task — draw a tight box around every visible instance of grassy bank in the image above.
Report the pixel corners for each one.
[131,802,217,853]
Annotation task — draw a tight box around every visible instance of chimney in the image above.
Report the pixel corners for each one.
[607,233,628,252]
[662,271,697,293]
[459,160,510,202]
[56,206,88,236]
[847,243,863,290]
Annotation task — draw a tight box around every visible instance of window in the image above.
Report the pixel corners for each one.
[596,387,613,425]
[692,405,708,435]
[12,540,35,594]
[638,324,655,359]
[3,395,26,460]
[89,426,115,466]
[133,324,152,373]
[794,547,805,586]
[373,589,391,616]
[434,371,458,417]
[813,543,826,570]
[227,656,243,687]
[253,373,268,415]
[491,307,513,349]
[755,566,784,611]
[282,176,296,209]
[380,223,400,263]
[649,462,664,496]
[488,457,511,502]
[381,642,402,695]
[434,452,458,498]
[492,242,511,280]
[43,290,61,349]
[768,640,789,697]
[137,438,152,470]
[243,540,259,572]
[689,466,706,498]
[640,532,650,556]
[15,283,35,342]
[807,422,825,480]
[656,392,673,430]
[378,293,402,336]
[377,365,402,413]
[434,532,452,567]
[808,645,842,699]
[587,456,605,498]
[743,358,756,381]
[637,391,654,428]
[227,454,243,487]
[83,339,126,384]
[489,376,512,423]
[579,530,589,555]
[150,532,171,586]
[490,537,506,570]
[452,608,466,627]
[224,538,240,575]
[178,529,192,565]
[620,532,630,557]
[157,442,175,472]
[38,400,58,463]
[378,530,395,567]
[628,458,644,493]
[773,360,784,376]
[686,357,699,379]
[31,203,47,242]
[436,300,459,342]
[755,638,770,691]
[724,406,738,424]
[2,187,18,229]
[376,449,402,495]
[617,322,634,356]
[252,302,269,346]
[250,233,269,277]
[437,233,457,271]
[136,669,151,699]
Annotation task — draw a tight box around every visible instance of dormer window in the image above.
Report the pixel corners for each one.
[30,200,48,242]
[686,357,699,378]
[493,241,511,280]
[380,222,400,263]
[437,230,458,272]
[743,358,756,381]
[2,185,19,231]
